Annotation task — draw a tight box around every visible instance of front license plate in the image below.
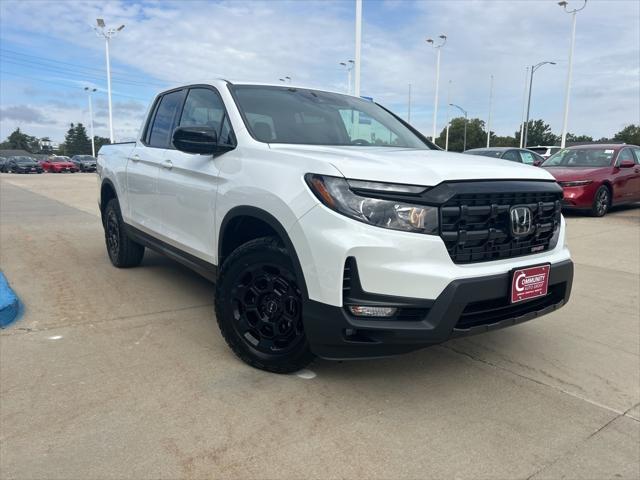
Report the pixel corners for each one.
[511,265,550,303]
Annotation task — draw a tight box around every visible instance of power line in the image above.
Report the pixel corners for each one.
[0,48,172,87]
[0,70,150,101]
[0,56,167,88]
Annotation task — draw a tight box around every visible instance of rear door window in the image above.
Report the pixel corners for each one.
[148,90,185,148]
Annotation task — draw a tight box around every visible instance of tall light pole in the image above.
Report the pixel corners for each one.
[486,74,494,148]
[354,0,362,97]
[558,0,587,148]
[523,61,556,148]
[407,83,412,122]
[445,80,452,151]
[519,66,530,148]
[427,34,447,144]
[94,19,124,144]
[84,87,97,157]
[340,60,355,94]
[450,103,468,152]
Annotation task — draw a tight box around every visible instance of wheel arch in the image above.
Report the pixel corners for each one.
[100,178,118,225]
[218,206,308,298]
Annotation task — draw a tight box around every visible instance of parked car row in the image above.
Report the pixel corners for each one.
[465,144,640,217]
[0,155,97,173]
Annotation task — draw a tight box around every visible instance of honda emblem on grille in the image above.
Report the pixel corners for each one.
[510,206,533,237]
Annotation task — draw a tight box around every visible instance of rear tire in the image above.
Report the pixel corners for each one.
[215,237,314,373]
[104,198,145,268]
[590,186,610,217]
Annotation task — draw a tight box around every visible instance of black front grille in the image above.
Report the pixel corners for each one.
[440,190,562,264]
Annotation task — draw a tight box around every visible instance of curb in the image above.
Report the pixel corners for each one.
[0,272,20,328]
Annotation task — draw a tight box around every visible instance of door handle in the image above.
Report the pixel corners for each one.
[129,154,140,162]
[162,160,173,170]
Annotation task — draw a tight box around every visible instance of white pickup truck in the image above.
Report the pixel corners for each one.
[97,80,573,373]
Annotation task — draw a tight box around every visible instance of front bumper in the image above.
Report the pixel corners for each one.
[560,184,597,209]
[304,259,573,359]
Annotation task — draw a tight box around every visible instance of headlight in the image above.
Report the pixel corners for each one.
[305,174,438,234]
[559,180,592,187]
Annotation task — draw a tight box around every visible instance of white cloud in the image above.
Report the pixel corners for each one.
[1,0,638,142]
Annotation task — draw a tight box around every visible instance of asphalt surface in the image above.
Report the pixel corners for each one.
[1,173,638,480]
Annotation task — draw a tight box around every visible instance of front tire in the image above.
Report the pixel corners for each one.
[215,237,314,373]
[104,198,145,268]
[591,186,610,217]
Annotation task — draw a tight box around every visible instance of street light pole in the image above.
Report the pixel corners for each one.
[94,19,124,144]
[523,61,556,148]
[407,83,412,122]
[340,60,354,94]
[519,66,529,148]
[486,74,494,148]
[84,87,97,157]
[558,0,587,148]
[354,0,362,97]
[450,103,468,152]
[445,80,452,151]
[427,34,447,144]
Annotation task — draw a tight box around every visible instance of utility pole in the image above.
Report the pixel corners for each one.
[486,74,494,148]
[523,61,556,148]
[84,87,97,157]
[94,19,125,144]
[445,80,452,151]
[340,60,355,94]
[354,0,362,97]
[407,83,412,123]
[558,0,587,148]
[427,34,447,144]
[519,66,529,148]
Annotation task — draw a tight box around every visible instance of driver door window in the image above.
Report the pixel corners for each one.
[502,150,520,162]
[519,151,536,165]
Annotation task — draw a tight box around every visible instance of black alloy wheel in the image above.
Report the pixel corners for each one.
[215,237,314,373]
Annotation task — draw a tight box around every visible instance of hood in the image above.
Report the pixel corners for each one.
[269,145,555,185]
[54,162,74,167]
[542,166,610,182]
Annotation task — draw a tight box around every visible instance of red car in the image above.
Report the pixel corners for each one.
[542,144,640,216]
[41,156,79,173]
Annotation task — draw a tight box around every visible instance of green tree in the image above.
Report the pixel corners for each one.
[565,133,593,143]
[61,123,92,156]
[613,124,640,145]
[491,135,518,147]
[437,117,487,152]
[515,119,558,147]
[0,127,39,152]
[93,136,111,155]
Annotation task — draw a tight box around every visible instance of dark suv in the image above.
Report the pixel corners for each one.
[71,155,97,172]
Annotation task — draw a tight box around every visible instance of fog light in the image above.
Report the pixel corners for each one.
[348,305,397,317]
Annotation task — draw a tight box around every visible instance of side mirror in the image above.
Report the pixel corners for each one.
[619,159,635,169]
[173,126,218,154]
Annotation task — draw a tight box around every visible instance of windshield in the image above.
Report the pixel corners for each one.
[230,85,431,149]
[543,148,615,167]
[52,157,70,163]
[466,150,502,158]
[15,157,35,163]
[75,156,95,161]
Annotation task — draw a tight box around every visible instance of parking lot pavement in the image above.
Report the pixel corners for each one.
[1,173,638,480]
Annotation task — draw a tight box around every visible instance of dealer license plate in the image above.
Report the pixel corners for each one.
[511,265,550,303]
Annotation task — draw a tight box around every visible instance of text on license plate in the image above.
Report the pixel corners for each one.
[511,265,550,303]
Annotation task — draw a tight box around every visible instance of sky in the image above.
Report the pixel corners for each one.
[0,0,638,144]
